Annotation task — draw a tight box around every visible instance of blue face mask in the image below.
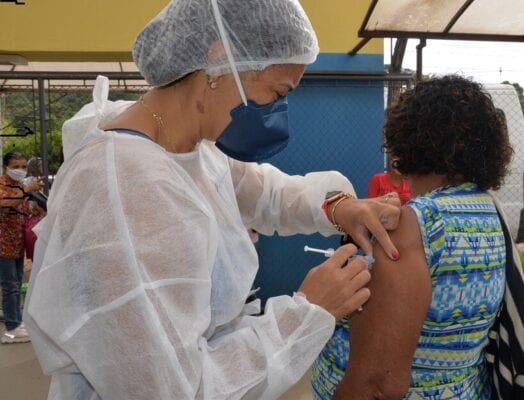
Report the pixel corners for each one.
[215,96,290,163]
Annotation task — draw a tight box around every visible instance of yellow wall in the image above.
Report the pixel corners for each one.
[0,0,167,61]
[301,0,382,54]
[0,0,381,62]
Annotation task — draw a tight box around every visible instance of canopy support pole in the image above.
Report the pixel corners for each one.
[416,39,426,82]
[37,78,49,195]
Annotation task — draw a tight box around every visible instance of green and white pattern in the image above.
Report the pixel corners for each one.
[311,183,506,400]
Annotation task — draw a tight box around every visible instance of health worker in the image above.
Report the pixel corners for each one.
[24,1,401,399]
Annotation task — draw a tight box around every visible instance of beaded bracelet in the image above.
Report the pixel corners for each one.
[331,193,354,232]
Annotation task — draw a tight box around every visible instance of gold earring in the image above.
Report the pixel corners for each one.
[207,78,218,90]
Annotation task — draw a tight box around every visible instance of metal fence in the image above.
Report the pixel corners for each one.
[0,72,523,305]
[0,75,149,185]
[486,84,524,240]
[0,73,522,240]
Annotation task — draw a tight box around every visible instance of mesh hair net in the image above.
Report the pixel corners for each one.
[133,0,319,87]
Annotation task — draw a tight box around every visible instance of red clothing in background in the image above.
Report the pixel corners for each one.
[367,172,412,205]
[0,175,29,258]
[25,214,43,261]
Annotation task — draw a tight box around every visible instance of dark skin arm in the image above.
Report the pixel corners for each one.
[333,206,432,400]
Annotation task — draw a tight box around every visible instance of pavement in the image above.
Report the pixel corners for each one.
[0,326,50,400]
[0,324,312,400]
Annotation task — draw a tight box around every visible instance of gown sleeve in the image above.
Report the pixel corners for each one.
[25,136,335,400]
[228,158,356,237]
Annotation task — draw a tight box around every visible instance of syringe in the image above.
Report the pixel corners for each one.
[304,245,374,313]
[304,245,375,266]
[303,245,335,257]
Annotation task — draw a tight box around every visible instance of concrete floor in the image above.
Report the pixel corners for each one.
[0,325,312,400]
[0,327,50,400]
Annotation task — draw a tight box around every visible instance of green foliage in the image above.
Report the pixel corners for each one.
[2,130,63,174]
[1,90,91,173]
[1,90,141,175]
[502,81,524,114]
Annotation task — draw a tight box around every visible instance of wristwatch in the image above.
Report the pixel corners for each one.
[322,191,356,232]
[325,190,344,203]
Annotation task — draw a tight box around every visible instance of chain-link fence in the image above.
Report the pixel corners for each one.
[0,75,522,235]
[0,76,521,206]
[0,73,522,304]
[0,77,149,179]
[486,84,524,240]
[256,77,416,300]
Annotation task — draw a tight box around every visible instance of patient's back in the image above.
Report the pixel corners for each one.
[407,182,505,399]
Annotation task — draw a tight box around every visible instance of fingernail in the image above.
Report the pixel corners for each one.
[391,250,400,260]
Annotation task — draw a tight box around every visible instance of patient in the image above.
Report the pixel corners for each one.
[311,75,513,399]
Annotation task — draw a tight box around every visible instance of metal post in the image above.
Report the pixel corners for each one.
[416,39,427,82]
[387,38,408,107]
[37,78,49,195]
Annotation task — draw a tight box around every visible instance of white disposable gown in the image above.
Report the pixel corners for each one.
[24,77,356,400]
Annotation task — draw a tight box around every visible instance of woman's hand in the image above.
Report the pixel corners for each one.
[298,244,371,320]
[334,192,401,260]
[24,177,44,193]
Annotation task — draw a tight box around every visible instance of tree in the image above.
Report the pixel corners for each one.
[1,90,139,174]
[0,90,85,174]
[502,81,524,114]
[2,130,63,174]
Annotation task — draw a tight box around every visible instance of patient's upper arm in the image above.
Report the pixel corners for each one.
[334,206,432,400]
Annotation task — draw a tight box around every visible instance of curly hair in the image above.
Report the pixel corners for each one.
[383,75,513,191]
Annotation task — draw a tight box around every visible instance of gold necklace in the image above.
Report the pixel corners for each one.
[136,95,186,153]
[137,96,166,133]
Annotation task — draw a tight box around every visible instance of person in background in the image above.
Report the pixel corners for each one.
[24,201,46,262]
[367,157,412,205]
[0,151,43,344]
[26,157,43,180]
[312,75,513,399]
[22,157,47,262]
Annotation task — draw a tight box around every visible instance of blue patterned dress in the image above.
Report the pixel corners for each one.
[311,183,506,399]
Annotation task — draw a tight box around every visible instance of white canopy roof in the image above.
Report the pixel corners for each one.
[360,0,524,41]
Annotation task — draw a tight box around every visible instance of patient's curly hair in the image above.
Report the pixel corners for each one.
[383,75,513,191]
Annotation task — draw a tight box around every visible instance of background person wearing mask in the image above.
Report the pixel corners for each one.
[23,157,48,262]
[0,151,43,344]
[24,1,400,398]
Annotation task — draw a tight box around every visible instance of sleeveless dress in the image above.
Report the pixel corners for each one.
[311,183,506,399]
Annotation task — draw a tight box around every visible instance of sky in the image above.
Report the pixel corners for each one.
[384,39,524,87]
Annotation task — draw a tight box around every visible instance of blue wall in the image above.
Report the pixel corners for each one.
[254,55,386,301]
